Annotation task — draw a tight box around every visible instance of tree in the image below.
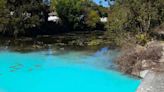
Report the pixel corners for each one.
[106,0,164,46]
[0,0,9,33]
[0,0,47,37]
[51,0,57,10]
[104,0,115,6]
[0,0,5,9]
[51,0,104,31]
[85,10,100,28]
[53,0,85,30]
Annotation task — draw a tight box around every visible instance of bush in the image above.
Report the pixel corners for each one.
[85,10,100,28]
[135,33,150,45]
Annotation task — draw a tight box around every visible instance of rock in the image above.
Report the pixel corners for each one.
[87,39,102,46]
[140,70,149,78]
[142,60,149,68]
[33,45,41,49]
[159,59,164,63]
[56,43,65,46]
[159,47,164,63]
[132,69,149,78]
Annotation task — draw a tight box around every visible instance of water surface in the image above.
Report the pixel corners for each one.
[0,48,140,92]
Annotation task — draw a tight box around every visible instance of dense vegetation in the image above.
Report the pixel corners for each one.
[107,0,164,46]
[0,0,107,37]
[109,0,164,76]
[51,0,107,31]
[0,0,164,47]
[0,0,47,37]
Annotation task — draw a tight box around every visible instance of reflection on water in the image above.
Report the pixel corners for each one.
[0,48,140,92]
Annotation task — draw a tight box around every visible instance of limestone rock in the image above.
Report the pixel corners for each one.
[140,70,149,78]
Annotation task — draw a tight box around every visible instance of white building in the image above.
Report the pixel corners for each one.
[100,17,108,23]
[48,12,60,23]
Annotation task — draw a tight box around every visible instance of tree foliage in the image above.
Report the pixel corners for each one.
[106,0,164,46]
[0,0,46,37]
[52,0,104,31]
[54,0,84,30]
[85,10,100,28]
[0,0,9,33]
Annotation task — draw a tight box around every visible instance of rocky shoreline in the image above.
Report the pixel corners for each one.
[115,41,164,92]
[137,71,164,92]
[117,41,164,78]
[136,42,164,92]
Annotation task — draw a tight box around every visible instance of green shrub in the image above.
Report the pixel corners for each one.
[135,34,150,45]
[85,10,100,28]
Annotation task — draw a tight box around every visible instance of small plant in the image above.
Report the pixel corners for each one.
[135,33,150,46]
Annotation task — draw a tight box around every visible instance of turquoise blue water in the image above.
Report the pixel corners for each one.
[0,49,140,92]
